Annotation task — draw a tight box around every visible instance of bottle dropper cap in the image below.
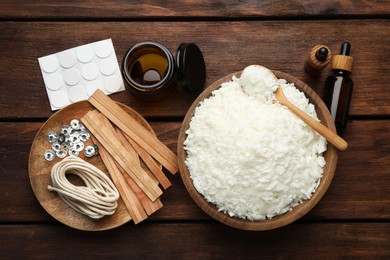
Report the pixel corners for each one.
[316,47,329,62]
[306,45,332,71]
[332,42,354,72]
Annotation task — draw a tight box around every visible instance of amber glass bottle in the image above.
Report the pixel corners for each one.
[323,42,354,134]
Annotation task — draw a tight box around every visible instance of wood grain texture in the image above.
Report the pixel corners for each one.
[0,0,389,19]
[0,20,389,118]
[0,223,389,258]
[1,120,389,222]
[0,0,388,256]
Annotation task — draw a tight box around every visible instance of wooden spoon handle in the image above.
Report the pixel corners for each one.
[282,98,348,151]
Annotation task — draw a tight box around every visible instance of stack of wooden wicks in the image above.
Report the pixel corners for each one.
[81,89,178,224]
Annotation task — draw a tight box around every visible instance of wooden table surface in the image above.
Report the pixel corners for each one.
[1,1,389,258]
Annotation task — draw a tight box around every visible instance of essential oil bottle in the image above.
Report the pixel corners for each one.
[323,42,354,134]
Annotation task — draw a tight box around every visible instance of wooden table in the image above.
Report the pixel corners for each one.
[0,1,389,258]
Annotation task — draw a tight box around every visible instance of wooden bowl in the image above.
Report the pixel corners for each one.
[177,70,338,231]
[29,100,156,231]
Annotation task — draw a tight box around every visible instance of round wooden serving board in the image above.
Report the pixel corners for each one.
[29,100,155,231]
[177,70,338,231]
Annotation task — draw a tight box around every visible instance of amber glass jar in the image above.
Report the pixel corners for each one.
[121,41,176,99]
[122,41,206,100]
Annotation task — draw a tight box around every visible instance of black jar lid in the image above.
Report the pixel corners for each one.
[176,43,206,94]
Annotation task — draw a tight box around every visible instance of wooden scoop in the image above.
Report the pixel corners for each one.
[244,65,348,151]
[274,77,348,151]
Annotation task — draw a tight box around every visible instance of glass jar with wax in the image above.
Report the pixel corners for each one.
[121,41,206,100]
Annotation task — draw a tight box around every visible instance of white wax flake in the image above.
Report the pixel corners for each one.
[239,65,279,102]
[184,66,327,221]
[38,39,125,111]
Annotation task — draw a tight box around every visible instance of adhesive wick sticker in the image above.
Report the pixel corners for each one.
[50,91,69,108]
[59,51,76,69]
[45,73,63,91]
[104,75,124,93]
[76,45,94,63]
[82,63,99,81]
[38,39,125,111]
[64,68,81,86]
[86,80,104,96]
[68,85,87,102]
[39,55,59,73]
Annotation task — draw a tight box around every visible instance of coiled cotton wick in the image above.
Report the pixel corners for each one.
[48,156,119,219]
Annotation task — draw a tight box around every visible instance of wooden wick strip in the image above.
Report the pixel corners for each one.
[114,160,163,216]
[114,129,159,185]
[88,89,178,174]
[93,128,162,218]
[92,137,147,224]
[81,110,162,202]
[124,132,172,190]
[117,128,140,165]
[113,128,163,215]
[84,110,162,200]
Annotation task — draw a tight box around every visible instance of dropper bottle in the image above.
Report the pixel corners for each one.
[323,42,354,134]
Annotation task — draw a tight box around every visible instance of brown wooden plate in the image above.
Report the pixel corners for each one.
[29,100,155,231]
[177,70,338,231]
